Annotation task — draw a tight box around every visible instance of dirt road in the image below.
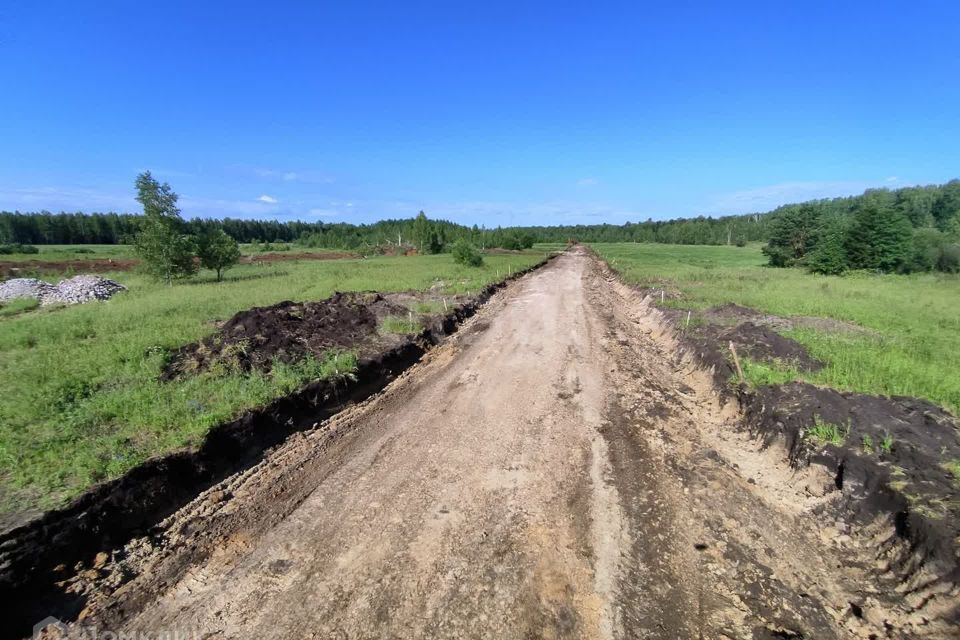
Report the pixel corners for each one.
[67,247,931,639]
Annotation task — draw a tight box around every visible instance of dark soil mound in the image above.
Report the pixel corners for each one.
[744,382,960,580]
[683,321,823,388]
[719,321,823,370]
[164,292,407,378]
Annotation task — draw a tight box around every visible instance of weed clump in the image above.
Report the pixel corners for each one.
[806,415,849,446]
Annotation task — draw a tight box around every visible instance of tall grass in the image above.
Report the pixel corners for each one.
[593,243,960,415]
[0,252,543,512]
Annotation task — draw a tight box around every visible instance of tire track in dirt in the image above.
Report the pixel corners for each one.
[52,246,922,639]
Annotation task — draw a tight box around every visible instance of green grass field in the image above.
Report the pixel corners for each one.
[0,244,136,262]
[0,251,544,514]
[593,243,960,415]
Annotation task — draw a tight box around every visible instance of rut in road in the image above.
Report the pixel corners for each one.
[72,247,899,639]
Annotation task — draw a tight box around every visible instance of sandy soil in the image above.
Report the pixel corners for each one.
[58,247,947,639]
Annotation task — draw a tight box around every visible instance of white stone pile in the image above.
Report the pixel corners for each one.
[0,275,127,306]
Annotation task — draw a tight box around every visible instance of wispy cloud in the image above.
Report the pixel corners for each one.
[0,186,137,212]
[257,194,278,204]
[704,179,898,215]
[249,167,335,184]
[577,177,599,187]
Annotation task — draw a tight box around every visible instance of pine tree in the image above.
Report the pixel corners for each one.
[762,204,821,267]
[845,204,913,272]
[807,218,848,275]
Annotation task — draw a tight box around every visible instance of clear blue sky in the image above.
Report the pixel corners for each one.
[1,1,958,226]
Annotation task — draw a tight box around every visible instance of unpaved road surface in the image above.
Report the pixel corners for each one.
[67,248,936,639]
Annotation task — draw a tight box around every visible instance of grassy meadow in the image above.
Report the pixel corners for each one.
[0,244,135,262]
[593,243,960,415]
[0,251,544,514]
[0,242,342,263]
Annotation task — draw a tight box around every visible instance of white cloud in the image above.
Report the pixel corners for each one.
[257,195,278,204]
[577,178,599,187]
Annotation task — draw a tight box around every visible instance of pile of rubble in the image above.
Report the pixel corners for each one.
[0,275,127,306]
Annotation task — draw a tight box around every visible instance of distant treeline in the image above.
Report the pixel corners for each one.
[2,180,958,262]
[762,180,960,274]
[0,212,323,245]
[0,209,773,249]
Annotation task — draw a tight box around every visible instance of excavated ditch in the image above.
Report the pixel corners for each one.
[599,255,960,634]
[0,255,555,640]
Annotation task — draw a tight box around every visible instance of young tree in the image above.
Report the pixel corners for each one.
[762,204,822,267]
[451,239,483,266]
[845,204,913,272]
[426,229,443,254]
[133,172,198,283]
[198,229,241,281]
[412,211,431,253]
[135,171,183,222]
[807,218,848,275]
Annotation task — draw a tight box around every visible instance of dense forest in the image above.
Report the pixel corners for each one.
[761,180,960,274]
[0,209,773,249]
[2,180,959,273]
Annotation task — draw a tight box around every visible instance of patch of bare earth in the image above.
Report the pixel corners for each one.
[25,249,958,639]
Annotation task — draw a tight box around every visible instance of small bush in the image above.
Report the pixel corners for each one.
[0,243,40,254]
[451,240,483,267]
[73,247,95,254]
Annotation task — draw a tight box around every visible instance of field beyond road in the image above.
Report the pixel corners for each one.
[593,243,960,415]
[0,251,543,520]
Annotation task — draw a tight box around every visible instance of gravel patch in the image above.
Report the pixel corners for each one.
[0,275,126,306]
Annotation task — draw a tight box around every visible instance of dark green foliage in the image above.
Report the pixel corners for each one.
[939,243,960,273]
[426,230,443,254]
[907,228,949,273]
[762,204,821,267]
[932,180,960,229]
[500,235,522,251]
[807,218,848,275]
[451,240,483,267]
[133,173,198,283]
[895,187,937,227]
[0,243,39,254]
[845,204,913,272]
[197,229,241,281]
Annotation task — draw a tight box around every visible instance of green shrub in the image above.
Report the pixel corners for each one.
[0,243,40,254]
[451,240,483,267]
